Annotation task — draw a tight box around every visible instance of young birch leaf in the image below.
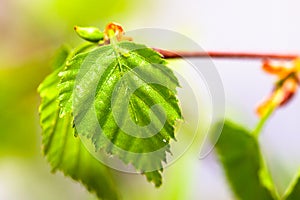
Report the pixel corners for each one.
[58,41,182,187]
[38,47,119,200]
[214,121,277,200]
[283,172,300,200]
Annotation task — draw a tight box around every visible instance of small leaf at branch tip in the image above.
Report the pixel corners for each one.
[262,60,289,77]
[257,58,300,116]
[74,26,104,43]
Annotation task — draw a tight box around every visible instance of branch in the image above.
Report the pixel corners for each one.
[154,48,299,60]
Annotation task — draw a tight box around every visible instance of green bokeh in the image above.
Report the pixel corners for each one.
[0,0,141,199]
[0,0,142,156]
[0,0,195,199]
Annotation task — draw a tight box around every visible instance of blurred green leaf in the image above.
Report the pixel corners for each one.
[58,41,182,187]
[0,57,50,156]
[214,121,277,200]
[283,172,300,200]
[38,47,119,200]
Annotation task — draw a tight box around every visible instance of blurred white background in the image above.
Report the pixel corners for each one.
[129,0,300,198]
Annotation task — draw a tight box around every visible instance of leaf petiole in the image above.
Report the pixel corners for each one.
[253,104,276,138]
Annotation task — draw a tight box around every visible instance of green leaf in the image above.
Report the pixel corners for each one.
[38,47,119,200]
[283,172,300,200]
[214,121,277,200]
[58,41,182,186]
[51,45,71,70]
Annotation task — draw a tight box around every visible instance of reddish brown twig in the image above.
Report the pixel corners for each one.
[154,48,299,60]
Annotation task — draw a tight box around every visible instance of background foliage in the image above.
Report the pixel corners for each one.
[1,0,300,199]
